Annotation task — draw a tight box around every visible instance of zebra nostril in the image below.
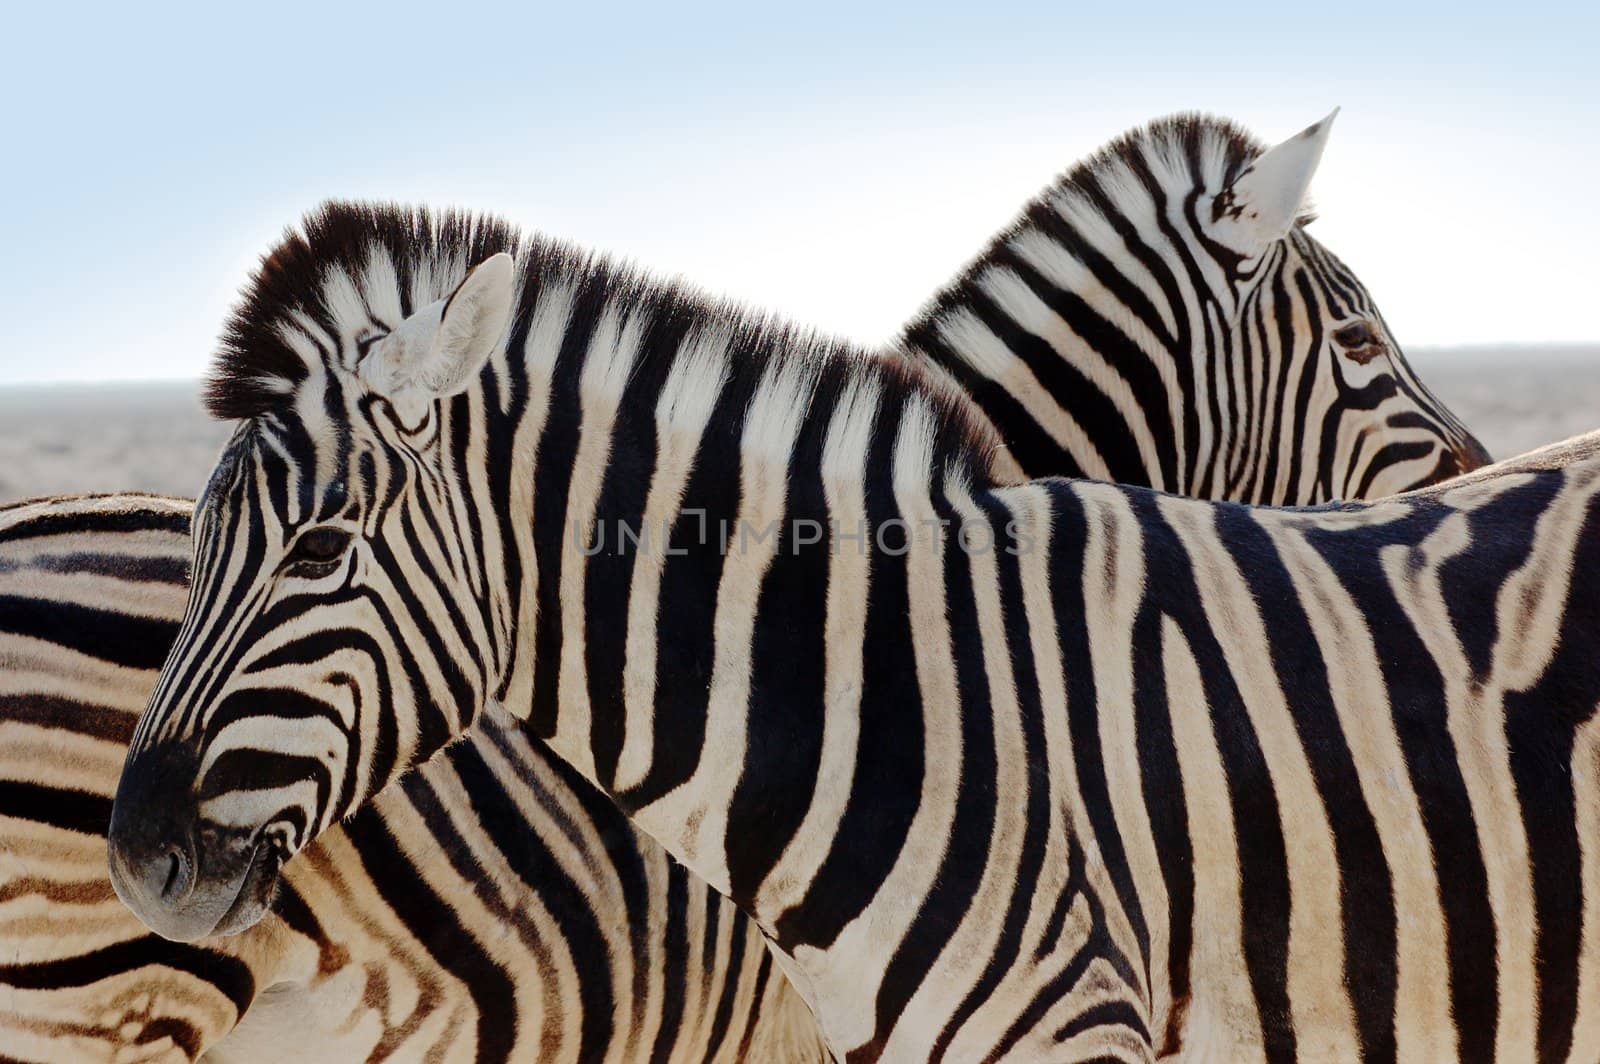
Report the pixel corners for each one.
[159,843,193,901]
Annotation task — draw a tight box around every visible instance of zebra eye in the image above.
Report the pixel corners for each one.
[286,527,352,572]
[354,330,388,362]
[1332,320,1388,365]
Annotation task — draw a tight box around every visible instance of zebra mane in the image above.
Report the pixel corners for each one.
[1058,111,1294,220]
[206,200,1003,476]
[206,203,520,421]
[901,112,1312,342]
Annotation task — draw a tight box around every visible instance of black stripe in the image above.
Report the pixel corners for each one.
[0,782,112,836]
[1055,998,1152,1046]
[483,337,532,695]
[1282,269,1323,500]
[491,720,661,1044]
[735,951,776,1060]
[903,326,1080,480]
[1220,503,1399,1061]
[1250,261,1298,504]
[648,863,692,1064]
[1120,148,1214,493]
[0,501,189,543]
[1237,285,1272,502]
[156,467,265,744]
[1352,440,1431,503]
[3,550,189,585]
[1442,476,1553,680]
[991,837,1142,1057]
[1129,491,1296,1061]
[344,780,522,1064]
[0,935,254,1019]
[1504,488,1600,1060]
[701,899,749,1061]
[452,738,622,1061]
[0,596,177,671]
[856,494,996,1061]
[1018,197,1192,488]
[931,496,1053,1056]
[1316,491,1502,1060]
[583,311,672,792]
[0,693,136,745]
[619,339,757,810]
[527,276,610,738]
[774,400,921,951]
[1044,485,1151,971]
[724,385,836,907]
[1176,183,1231,500]
[1126,547,1197,1051]
[977,245,1169,487]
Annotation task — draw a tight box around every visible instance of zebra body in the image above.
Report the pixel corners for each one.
[105,190,1542,1059]
[0,495,823,1062]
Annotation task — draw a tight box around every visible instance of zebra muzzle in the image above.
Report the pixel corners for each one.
[108,740,274,942]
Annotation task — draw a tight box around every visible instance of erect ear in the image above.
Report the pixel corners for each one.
[361,252,516,407]
[1212,110,1338,253]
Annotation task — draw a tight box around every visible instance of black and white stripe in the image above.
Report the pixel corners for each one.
[903,112,1489,498]
[6,114,1489,1061]
[0,494,823,1062]
[106,189,1583,1061]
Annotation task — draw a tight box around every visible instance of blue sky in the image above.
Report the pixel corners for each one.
[1,1,1595,384]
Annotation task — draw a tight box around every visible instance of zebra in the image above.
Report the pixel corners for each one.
[897,110,1489,497]
[0,494,824,1061]
[6,113,1483,1060]
[106,197,1573,1061]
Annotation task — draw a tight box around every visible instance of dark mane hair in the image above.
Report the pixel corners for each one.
[1056,111,1267,209]
[203,201,1004,477]
[205,202,519,420]
[901,112,1314,347]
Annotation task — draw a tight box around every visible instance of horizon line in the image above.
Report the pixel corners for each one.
[2,341,1598,390]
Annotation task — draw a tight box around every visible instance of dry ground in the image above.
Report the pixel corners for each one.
[1,350,1596,506]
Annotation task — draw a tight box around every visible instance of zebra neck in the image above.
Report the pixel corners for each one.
[473,273,998,739]
[470,274,1002,897]
[900,209,1291,497]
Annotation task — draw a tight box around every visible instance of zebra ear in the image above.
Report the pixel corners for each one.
[361,252,516,406]
[1213,110,1338,252]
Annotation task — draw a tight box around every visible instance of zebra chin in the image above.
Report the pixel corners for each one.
[107,742,286,943]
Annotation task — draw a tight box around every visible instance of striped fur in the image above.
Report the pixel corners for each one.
[6,115,1488,1060]
[901,113,1489,497]
[110,201,1595,1061]
[1,494,824,1062]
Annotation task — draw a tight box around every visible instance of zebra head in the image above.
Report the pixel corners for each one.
[108,210,522,941]
[1201,114,1492,496]
[906,111,1490,499]
[1220,116,1491,498]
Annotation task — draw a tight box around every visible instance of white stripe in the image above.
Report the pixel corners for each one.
[756,377,879,924]
[635,356,815,890]
[552,304,646,783]
[614,334,731,793]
